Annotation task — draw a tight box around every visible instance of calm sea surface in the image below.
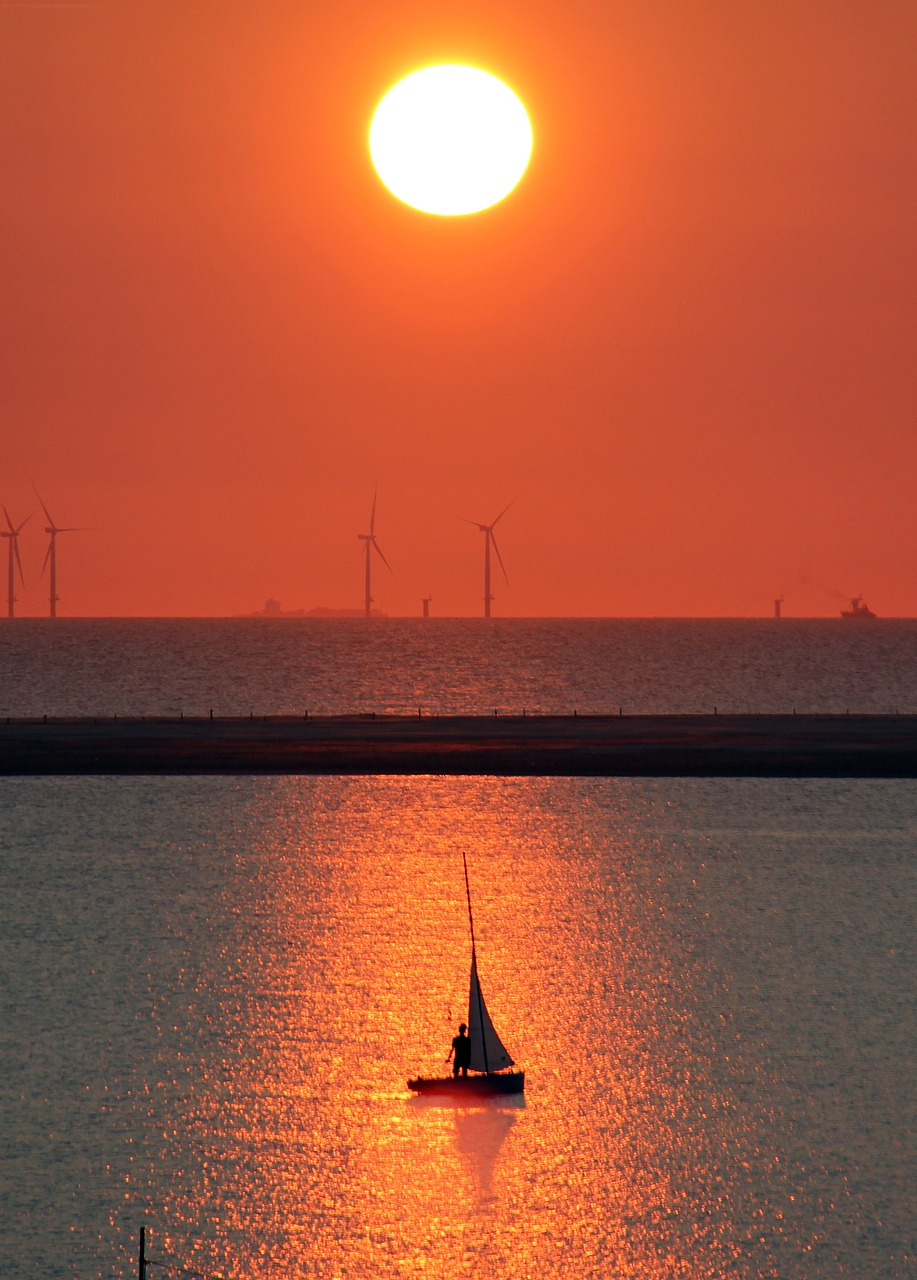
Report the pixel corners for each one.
[1,617,916,716]
[0,622,914,1279]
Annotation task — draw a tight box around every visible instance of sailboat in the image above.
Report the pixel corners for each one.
[408,851,525,1097]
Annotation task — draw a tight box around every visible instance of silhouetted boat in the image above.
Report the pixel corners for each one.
[408,852,524,1098]
[841,597,877,618]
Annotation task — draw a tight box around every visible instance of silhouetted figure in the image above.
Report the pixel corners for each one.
[447,1022,471,1077]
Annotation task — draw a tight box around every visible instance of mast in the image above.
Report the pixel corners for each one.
[462,850,490,1074]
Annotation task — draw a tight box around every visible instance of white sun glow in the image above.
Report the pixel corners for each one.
[369,65,533,217]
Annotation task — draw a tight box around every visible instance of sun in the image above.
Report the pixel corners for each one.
[369,65,533,217]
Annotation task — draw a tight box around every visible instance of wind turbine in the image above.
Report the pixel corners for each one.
[465,500,514,619]
[357,489,392,618]
[1,508,29,619]
[34,489,83,619]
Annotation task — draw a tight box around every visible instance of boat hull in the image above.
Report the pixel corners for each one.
[408,1071,525,1097]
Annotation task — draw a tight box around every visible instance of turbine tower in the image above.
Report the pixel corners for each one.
[1,508,29,619]
[357,489,392,618]
[35,490,82,619]
[466,500,513,619]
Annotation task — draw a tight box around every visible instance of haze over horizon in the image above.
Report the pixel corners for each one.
[3,2,915,619]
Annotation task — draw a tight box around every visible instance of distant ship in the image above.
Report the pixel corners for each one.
[840,597,876,619]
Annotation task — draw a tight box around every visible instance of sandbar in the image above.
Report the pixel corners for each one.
[0,713,915,776]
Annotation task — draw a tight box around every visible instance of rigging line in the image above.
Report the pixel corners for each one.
[445,969,463,1022]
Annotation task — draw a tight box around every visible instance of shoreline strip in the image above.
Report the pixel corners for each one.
[1,713,915,777]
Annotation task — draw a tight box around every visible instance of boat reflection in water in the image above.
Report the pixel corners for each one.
[409,1093,525,1206]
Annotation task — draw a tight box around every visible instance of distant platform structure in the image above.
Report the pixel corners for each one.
[250,599,305,617]
[246,601,389,618]
[306,606,388,618]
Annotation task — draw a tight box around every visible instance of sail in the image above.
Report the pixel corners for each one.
[467,951,514,1073]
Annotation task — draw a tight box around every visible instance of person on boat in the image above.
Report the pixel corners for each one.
[447,1023,471,1077]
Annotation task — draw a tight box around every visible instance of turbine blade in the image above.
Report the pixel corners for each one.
[491,496,517,528]
[372,539,393,572]
[369,487,377,536]
[490,530,508,582]
[13,539,25,585]
[41,540,52,577]
[32,484,55,529]
[2,506,14,534]
[15,513,31,535]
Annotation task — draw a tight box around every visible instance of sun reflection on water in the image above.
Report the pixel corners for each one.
[136,777,767,1278]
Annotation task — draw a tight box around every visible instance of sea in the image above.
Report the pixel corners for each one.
[0,619,914,1279]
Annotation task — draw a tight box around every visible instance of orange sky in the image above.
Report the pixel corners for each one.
[2,0,915,617]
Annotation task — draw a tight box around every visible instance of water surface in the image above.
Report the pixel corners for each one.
[1,775,913,1279]
[1,617,915,717]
